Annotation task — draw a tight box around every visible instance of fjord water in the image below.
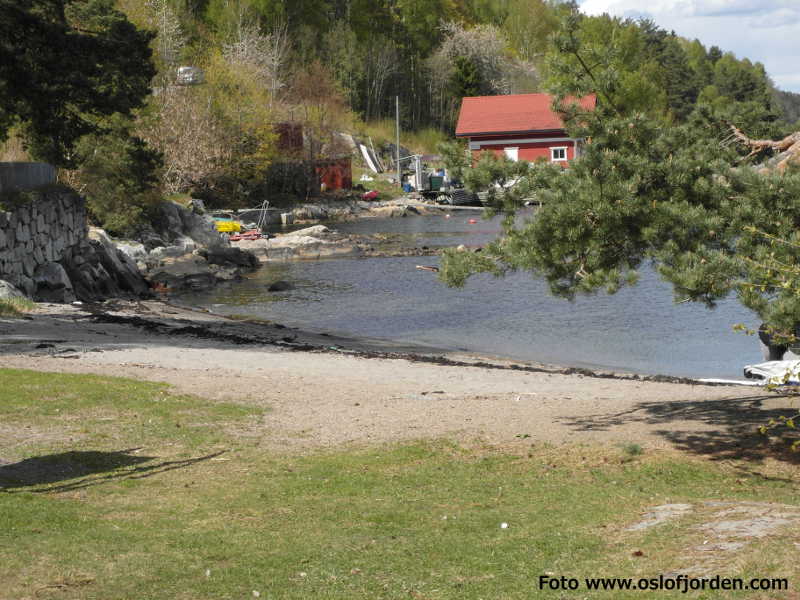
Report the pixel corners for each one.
[179,212,761,379]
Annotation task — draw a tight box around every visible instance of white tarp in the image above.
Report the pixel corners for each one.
[359,144,379,173]
[742,359,800,385]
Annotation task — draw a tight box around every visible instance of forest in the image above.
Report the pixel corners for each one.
[3,0,800,234]
[127,0,800,132]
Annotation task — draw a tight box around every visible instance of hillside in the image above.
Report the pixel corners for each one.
[4,1,800,232]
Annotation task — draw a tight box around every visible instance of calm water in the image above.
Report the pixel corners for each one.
[178,212,761,379]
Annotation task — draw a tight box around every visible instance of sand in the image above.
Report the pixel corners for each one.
[0,300,784,454]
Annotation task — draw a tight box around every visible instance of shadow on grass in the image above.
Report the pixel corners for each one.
[559,395,800,464]
[0,448,224,493]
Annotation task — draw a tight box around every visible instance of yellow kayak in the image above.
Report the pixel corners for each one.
[214,219,242,233]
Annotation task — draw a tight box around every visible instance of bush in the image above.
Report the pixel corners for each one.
[73,119,163,236]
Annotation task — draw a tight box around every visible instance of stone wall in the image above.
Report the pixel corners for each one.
[0,190,87,296]
[0,189,150,301]
[0,162,56,193]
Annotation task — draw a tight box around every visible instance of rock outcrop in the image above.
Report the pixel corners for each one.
[236,225,362,261]
[0,280,25,299]
[123,200,259,292]
[0,188,152,303]
[33,262,75,303]
[289,198,438,223]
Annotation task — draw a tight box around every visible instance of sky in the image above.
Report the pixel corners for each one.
[577,0,800,93]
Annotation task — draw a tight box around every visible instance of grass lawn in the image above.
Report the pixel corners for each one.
[1,368,798,599]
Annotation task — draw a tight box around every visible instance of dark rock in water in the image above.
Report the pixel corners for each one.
[33,262,76,303]
[202,247,259,268]
[268,280,293,292]
[150,271,218,292]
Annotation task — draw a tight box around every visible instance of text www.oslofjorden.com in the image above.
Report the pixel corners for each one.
[538,574,789,594]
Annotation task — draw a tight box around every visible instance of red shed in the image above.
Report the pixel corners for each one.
[315,157,352,191]
[455,93,596,165]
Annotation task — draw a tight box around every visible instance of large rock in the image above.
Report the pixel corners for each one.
[202,246,259,268]
[292,205,330,221]
[149,258,221,292]
[157,201,185,239]
[116,240,148,261]
[283,225,330,237]
[152,201,228,250]
[87,229,151,297]
[0,280,26,299]
[136,225,168,252]
[33,263,76,303]
[66,260,117,300]
[149,236,198,260]
[236,235,361,261]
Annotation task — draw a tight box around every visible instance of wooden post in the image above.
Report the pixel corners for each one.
[396,96,401,188]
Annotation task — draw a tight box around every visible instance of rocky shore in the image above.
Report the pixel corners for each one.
[235,224,441,262]
[283,196,446,224]
[0,194,450,301]
[107,197,447,291]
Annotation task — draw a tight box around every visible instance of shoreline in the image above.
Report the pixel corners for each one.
[14,298,740,386]
[0,298,777,453]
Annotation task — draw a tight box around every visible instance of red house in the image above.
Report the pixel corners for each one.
[455,93,596,165]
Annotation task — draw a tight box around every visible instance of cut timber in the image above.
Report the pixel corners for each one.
[726,124,800,173]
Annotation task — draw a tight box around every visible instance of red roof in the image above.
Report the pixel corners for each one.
[455,93,596,137]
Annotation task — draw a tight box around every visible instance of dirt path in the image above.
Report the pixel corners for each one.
[0,301,787,455]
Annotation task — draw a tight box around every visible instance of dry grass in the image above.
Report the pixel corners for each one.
[0,297,36,318]
[356,119,450,156]
[0,134,31,162]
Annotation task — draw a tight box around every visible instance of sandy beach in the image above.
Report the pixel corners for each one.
[0,300,786,455]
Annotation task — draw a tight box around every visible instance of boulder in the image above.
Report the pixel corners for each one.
[369,206,408,218]
[156,201,185,239]
[149,267,218,292]
[282,225,330,237]
[202,246,259,268]
[136,225,168,252]
[116,240,148,261]
[88,229,149,293]
[0,280,26,299]
[33,262,76,303]
[267,280,293,292]
[149,236,198,260]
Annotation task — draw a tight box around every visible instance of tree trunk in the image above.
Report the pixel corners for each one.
[727,124,800,173]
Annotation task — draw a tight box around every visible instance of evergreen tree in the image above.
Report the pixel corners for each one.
[440,8,800,338]
[0,0,155,167]
[450,56,483,98]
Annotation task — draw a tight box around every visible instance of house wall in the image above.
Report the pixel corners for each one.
[466,131,580,165]
[471,141,577,163]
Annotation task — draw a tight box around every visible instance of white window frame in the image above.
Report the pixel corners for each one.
[550,146,568,162]
[504,146,519,162]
